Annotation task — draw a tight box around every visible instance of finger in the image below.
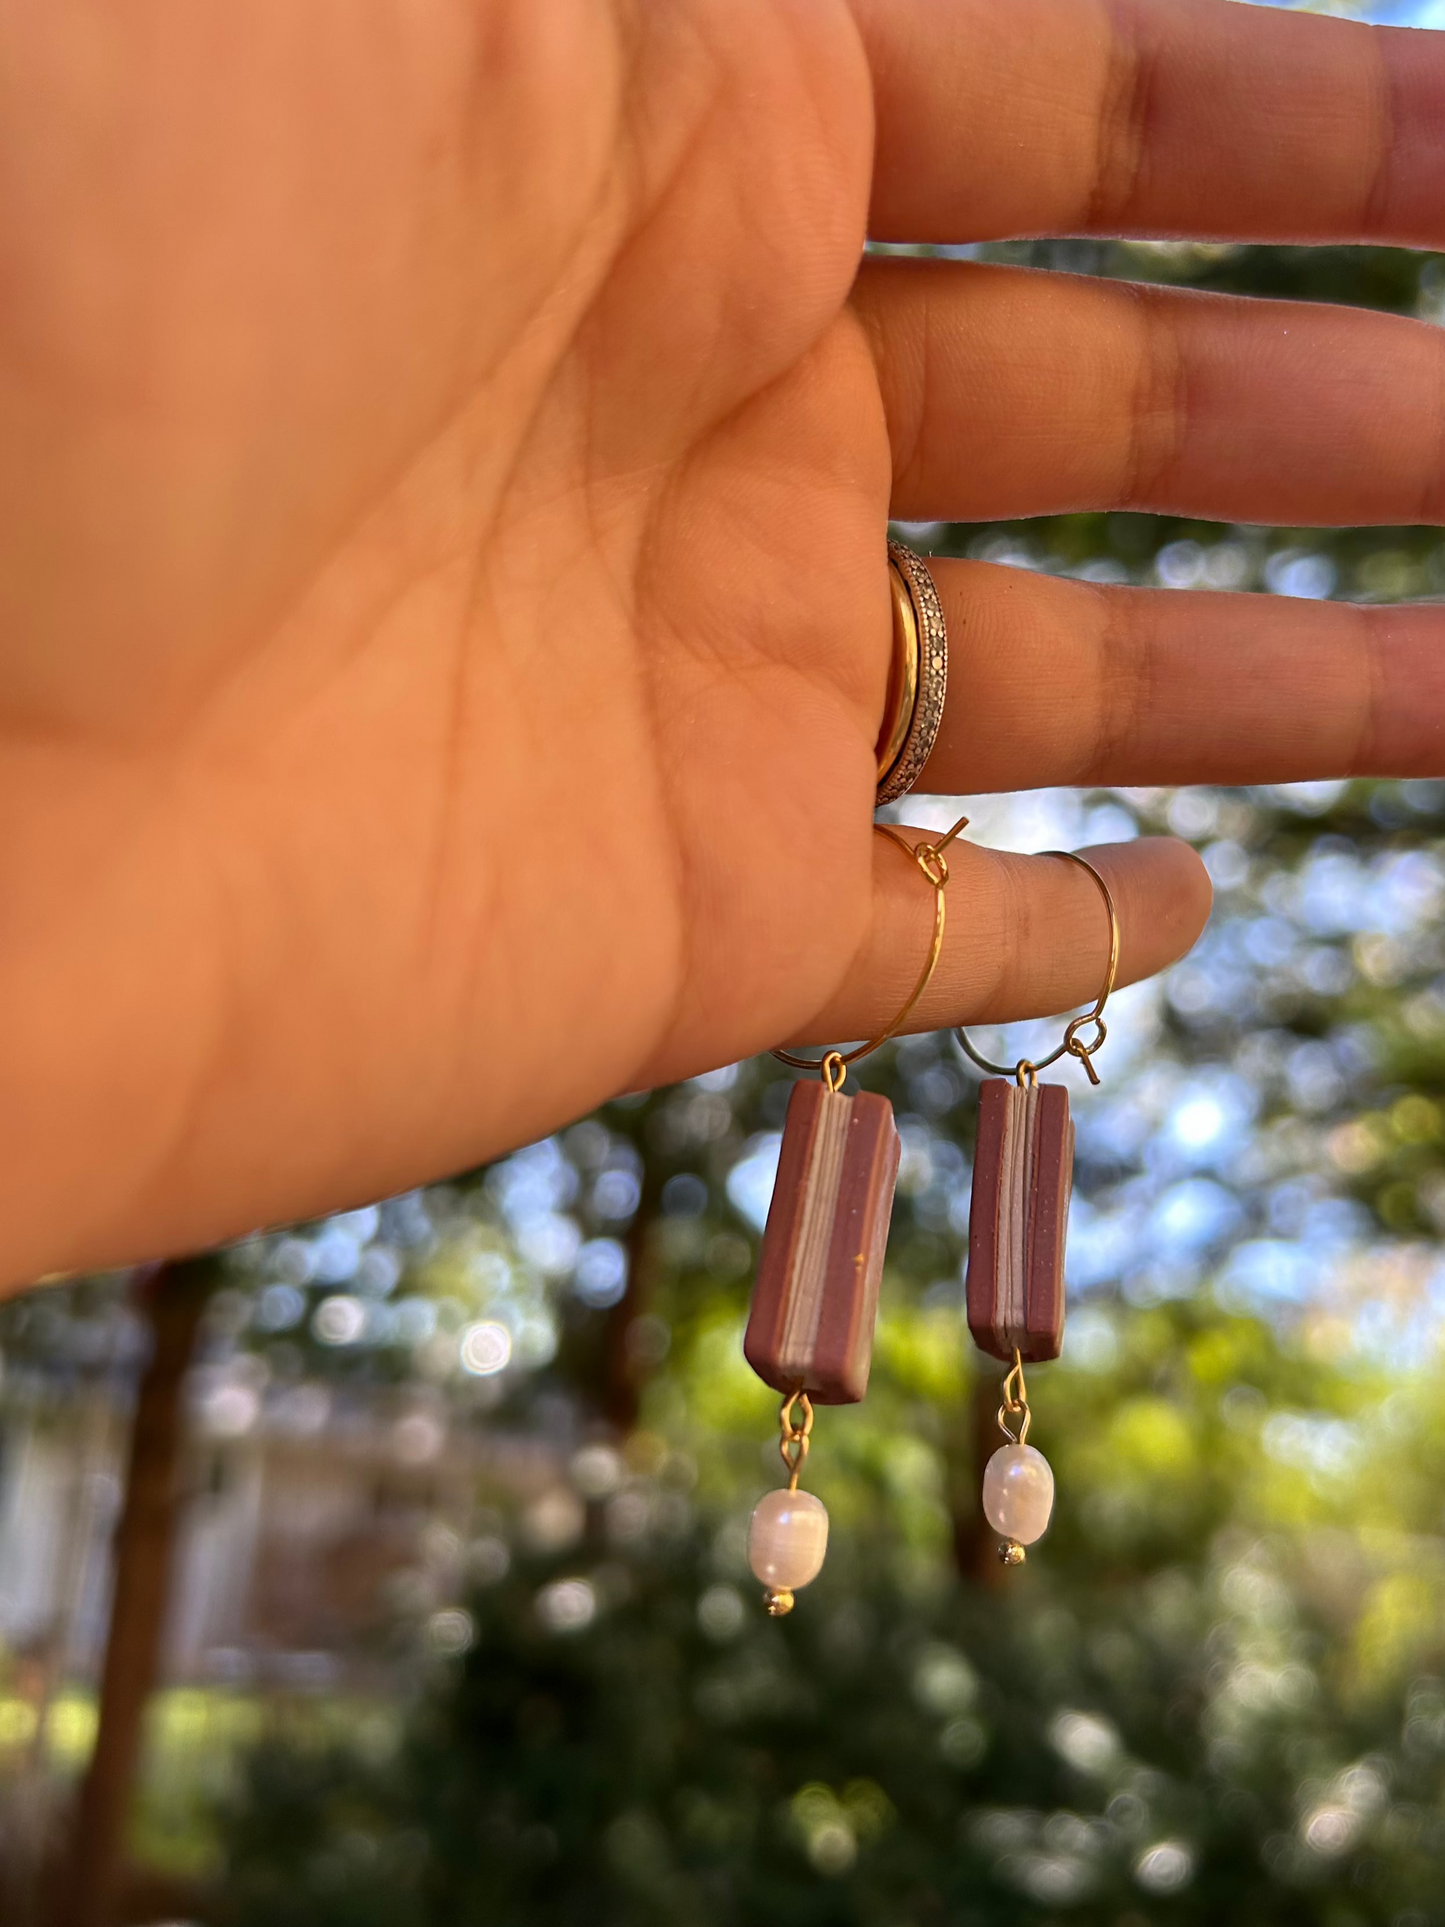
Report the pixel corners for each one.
[790,836,1210,1047]
[851,0,1445,247]
[854,260,1445,527]
[915,563,1445,796]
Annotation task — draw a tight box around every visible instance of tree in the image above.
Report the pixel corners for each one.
[57,1260,216,1927]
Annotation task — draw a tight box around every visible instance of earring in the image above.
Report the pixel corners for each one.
[956,850,1120,1566]
[742,811,971,1614]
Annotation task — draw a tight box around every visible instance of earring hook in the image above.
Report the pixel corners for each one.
[772,812,971,1082]
[955,848,1119,1087]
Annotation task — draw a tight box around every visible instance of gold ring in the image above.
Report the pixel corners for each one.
[876,539,949,806]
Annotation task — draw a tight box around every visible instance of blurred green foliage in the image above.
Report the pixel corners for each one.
[214,1293,1445,1925]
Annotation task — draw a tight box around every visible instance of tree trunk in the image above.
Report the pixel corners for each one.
[54,1257,213,1927]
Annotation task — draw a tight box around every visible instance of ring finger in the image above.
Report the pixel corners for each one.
[914,561,1445,797]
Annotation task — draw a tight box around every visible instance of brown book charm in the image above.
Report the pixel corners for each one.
[965,1079,1074,1363]
[745,807,971,1615]
[958,847,1119,1568]
[744,1079,901,1404]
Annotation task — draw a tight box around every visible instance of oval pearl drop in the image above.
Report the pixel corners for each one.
[747,1487,829,1591]
[982,1443,1054,1545]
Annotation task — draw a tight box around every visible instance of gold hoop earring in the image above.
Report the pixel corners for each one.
[743,810,969,1614]
[956,850,1121,1567]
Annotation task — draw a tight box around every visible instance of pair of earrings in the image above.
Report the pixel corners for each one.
[742,823,1119,1611]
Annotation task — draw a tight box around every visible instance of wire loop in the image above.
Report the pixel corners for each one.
[956,849,1120,1086]
[778,1390,815,1490]
[772,812,970,1083]
[1063,1012,1108,1085]
[997,1350,1032,1447]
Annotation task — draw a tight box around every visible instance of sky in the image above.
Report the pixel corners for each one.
[1354,2,1445,21]
[1248,0,1445,23]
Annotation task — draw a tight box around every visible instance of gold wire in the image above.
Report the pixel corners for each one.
[778,1390,815,1491]
[956,848,1121,1087]
[997,1349,1032,1447]
[772,812,971,1081]
[876,563,922,783]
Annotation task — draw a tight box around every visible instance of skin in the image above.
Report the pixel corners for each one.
[2,0,1445,1289]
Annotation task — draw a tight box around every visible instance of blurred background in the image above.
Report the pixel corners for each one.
[8,2,1445,1922]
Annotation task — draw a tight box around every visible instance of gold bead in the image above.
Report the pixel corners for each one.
[998,1540,1026,1567]
[763,1588,795,1616]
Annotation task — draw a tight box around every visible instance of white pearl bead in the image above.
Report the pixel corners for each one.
[982,1443,1054,1545]
[747,1487,829,1591]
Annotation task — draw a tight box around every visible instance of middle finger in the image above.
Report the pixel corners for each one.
[855,258,1445,527]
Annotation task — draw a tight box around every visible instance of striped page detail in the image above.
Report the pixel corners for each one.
[743,1080,901,1405]
[965,1080,1073,1364]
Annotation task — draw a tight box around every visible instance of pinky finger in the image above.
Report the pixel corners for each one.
[786,834,1211,1052]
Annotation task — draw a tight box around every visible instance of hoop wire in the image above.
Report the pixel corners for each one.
[955,849,1120,1088]
[771,812,971,1083]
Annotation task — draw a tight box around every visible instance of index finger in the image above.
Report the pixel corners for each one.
[853,0,1445,246]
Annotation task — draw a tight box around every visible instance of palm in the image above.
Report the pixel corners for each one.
[8,0,1445,1285]
[3,0,892,1279]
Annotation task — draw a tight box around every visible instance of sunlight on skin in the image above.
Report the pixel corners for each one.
[3,0,1445,1287]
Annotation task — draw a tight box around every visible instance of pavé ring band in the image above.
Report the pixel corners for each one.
[876,539,948,806]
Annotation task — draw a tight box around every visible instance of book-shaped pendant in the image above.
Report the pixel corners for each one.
[966,1079,1073,1363]
[744,1079,901,1404]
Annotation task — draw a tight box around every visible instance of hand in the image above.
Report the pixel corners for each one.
[4,0,1443,1287]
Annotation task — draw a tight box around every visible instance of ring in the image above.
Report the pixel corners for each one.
[876,539,949,806]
